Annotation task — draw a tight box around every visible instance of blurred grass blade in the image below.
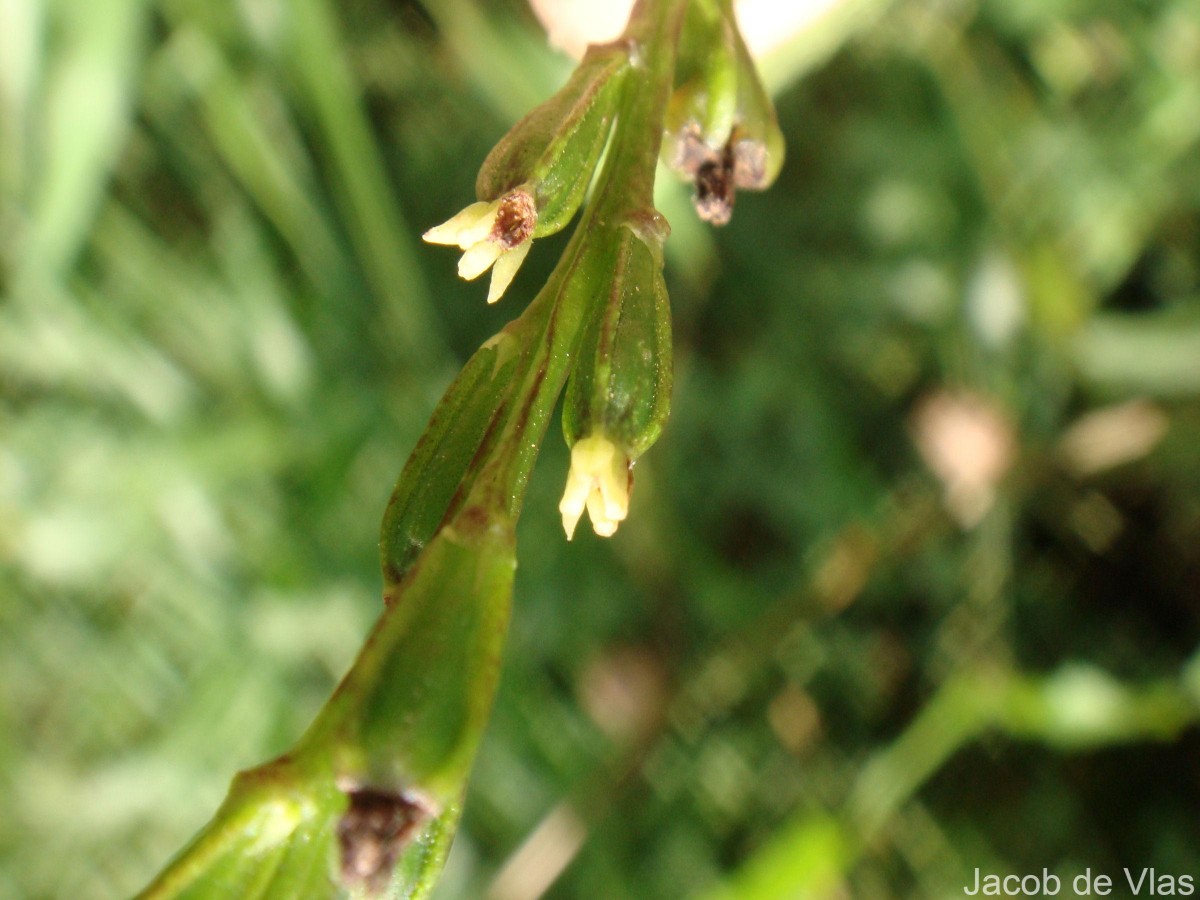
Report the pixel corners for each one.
[1073,311,1200,396]
[752,0,893,94]
[156,25,350,300]
[419,0,569,124]
[0,0,42,204]
[699,816,851,900]
[284,0,443,367]
[20,0,146,280]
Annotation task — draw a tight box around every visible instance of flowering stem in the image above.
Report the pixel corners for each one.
[313,0,689,811]
[140,0,694,896]
[461,0,685,514]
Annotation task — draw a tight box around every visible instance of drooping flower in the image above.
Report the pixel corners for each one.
[558,434,632,540]
[423,188,536,304]
[558,220,671,542]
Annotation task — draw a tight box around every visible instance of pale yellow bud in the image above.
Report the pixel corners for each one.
[558,435,631,540]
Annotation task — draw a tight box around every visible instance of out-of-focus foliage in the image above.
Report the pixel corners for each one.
[2,0,1199,898]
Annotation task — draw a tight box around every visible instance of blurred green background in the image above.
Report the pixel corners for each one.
[3,0,1200,897]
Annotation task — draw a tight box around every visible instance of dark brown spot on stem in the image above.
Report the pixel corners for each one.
[338,787,436,895]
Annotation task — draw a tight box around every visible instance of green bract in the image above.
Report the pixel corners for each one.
[563,211,673,462]
[557,210,673,540]
[667,0,739,150]
[726,1,785,190]
[476,41,631,238]
[423,39,634,306]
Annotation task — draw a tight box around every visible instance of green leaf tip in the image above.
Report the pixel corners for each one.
[476,40,632,236]
[425,38,634,306]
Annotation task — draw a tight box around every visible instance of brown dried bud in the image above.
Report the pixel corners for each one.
[490,189,538,249]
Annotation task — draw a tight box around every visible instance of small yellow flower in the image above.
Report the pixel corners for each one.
[558,435,631,540]
[422,188,537,304]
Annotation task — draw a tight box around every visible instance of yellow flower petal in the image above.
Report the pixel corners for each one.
[422,201,496,247]
[587,488,621,537]
[486,240,532,305]
[558,466,591,541]
[558,435,630,539]
[458,240,504,281]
